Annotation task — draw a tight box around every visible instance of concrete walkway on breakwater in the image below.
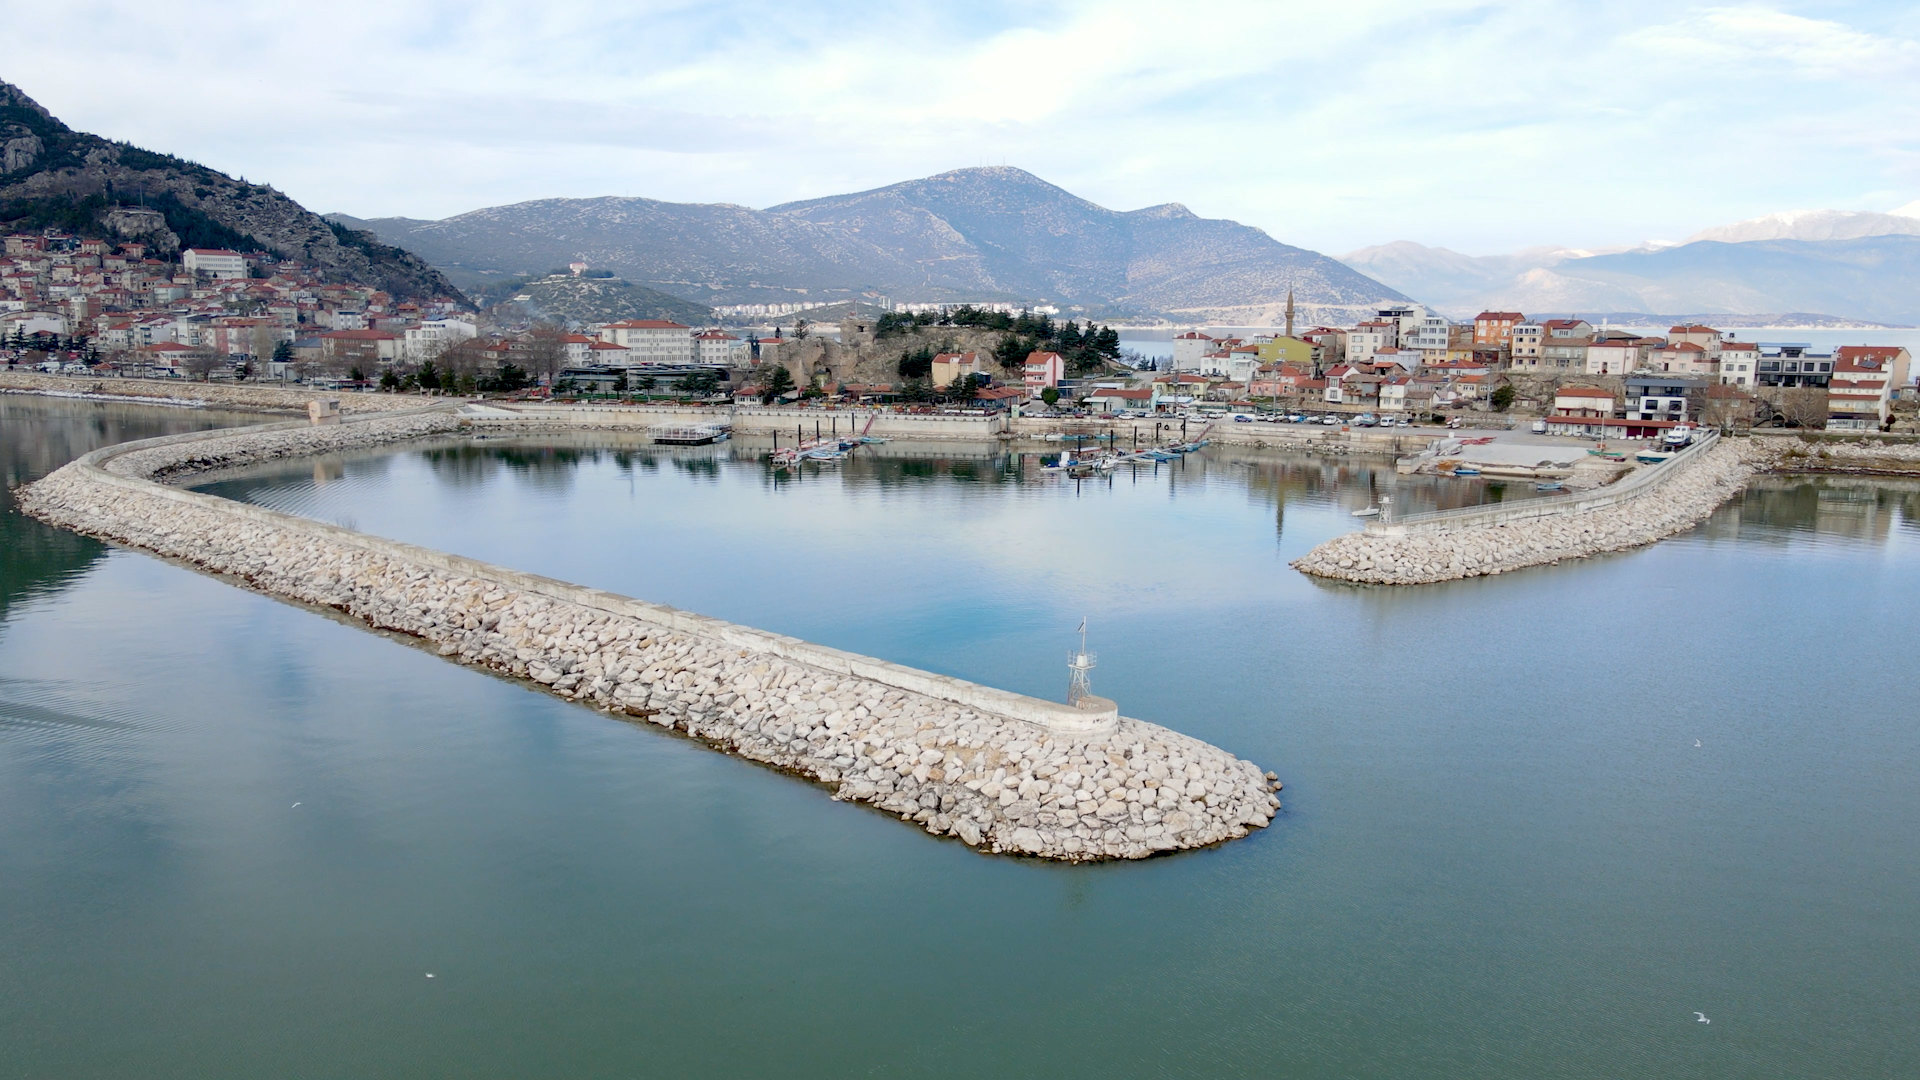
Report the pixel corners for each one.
[1285,430,1920,585]
[18,406,1279,861]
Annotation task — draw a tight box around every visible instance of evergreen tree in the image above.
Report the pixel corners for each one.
[760,364,795,403]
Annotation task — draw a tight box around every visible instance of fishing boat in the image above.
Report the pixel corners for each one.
[1635,449,1675,465]
[1452,466,1481,476]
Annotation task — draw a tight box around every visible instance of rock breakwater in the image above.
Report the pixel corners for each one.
[18,411,1278,861]
[1293,439,1765,585]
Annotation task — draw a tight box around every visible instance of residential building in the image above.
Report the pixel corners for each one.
[319,329,401,368]
[1473,311,1525,346]
[1826,346,1912,430]
[1754,343,1834,387]
[1509,322,1544,367]
[1647,341,1713,376]
[694,328,747,365]
[1625,374,1706,421]
[403,317,478,361]
[930,351,986,388]
[1022,350,1065,397]
[1552,387,1615,417]
[1404,315,1451,361]
[1171,331,1215,371]
[1253,335,1313,366]
[1667,324,1723,356]
[1715,341,1758,386]
[1585,334,1646,376]
[1346,320,1397,365]
[1540,334,1591,371]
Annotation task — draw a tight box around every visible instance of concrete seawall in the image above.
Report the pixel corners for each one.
[18,408,1279,861]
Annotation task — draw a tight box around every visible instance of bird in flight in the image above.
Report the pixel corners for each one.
[1694,740,1701,748]
[1694,1013,1710,1024]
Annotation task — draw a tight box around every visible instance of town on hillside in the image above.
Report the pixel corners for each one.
[2,227,1912,432]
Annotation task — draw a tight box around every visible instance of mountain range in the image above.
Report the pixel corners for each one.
[332,168,1405,324]
[1343,205,1920,326]
[0,79,462,303]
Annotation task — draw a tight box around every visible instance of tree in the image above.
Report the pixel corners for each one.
[793,319,809,340]
[612,369,629,395]
[379,369,401,391]
[761,364,795,404]
[272,339,294,363]
[1041,386,1060,407]
[680,368,722,397]
[993,335,1030,370]
[489,363,530,393]
[182,352,220,382]
[417,360,442,390]
[349,366,366,383]
[1489,384,1516,411]
[1779,387,1829,429]
[522,321,569,387]
[898,345,934,379]
[634,373,657,400]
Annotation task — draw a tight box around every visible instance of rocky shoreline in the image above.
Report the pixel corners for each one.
[18,410,1279,862]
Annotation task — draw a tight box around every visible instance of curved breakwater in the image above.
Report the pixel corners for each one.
[1292,434,1920,586]
[16,408,1279,862]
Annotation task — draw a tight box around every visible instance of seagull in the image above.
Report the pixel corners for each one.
[291,802,301,808]
[426,973,435,979]
[1694,1012,1709,1024]
[1694,741,1701,748]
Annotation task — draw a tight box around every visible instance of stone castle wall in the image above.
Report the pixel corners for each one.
[18,408,1279,861]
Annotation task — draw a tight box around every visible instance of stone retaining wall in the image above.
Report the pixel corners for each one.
[0,370,430,414]
[17,410,1278,861]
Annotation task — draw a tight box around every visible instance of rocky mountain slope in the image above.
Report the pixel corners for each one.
[340,167,1405,322]
[0,79,464,303]
[1345,232,1920,325]
[479,272,713,326]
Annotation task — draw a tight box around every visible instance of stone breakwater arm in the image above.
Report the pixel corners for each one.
[16,411,1279,861]
[1292,438,1767,585]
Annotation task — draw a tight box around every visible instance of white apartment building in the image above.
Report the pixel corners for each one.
[598,320,693,365]
[1171,331,1215,371]
[1346,320,1398,364]
[1404,315,1450,362]
[403,317,478,361]
[181,248,247,279]
[1715,341,1758,386]
[693,328,748,365]
[1510,322,1543,366]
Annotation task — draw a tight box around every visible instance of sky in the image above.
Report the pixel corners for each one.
[6,0,1920,257]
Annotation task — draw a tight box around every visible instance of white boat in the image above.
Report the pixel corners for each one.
[1351,507,1380,518]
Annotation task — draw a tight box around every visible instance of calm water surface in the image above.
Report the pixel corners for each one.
[5,401,1919,1079]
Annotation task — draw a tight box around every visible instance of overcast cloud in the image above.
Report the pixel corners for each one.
[6,0,1918,255]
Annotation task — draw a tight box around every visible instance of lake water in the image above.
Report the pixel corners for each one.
[5,398,1919,1079]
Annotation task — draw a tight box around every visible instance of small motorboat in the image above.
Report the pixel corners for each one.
[1635,450,1675,465]
[1452,466,1481,476]
[1535,480,1565,492]
[1351,506,1380,518]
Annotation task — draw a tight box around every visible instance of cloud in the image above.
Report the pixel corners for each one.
[5,0,1919,254]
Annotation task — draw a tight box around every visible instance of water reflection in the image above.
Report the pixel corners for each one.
[0,397,256,619]
[1700,475,1920,545]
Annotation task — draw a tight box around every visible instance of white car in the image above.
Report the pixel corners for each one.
[1530,419,1548,434]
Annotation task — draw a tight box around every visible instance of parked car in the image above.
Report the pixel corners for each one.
[1530,419,1549,434]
